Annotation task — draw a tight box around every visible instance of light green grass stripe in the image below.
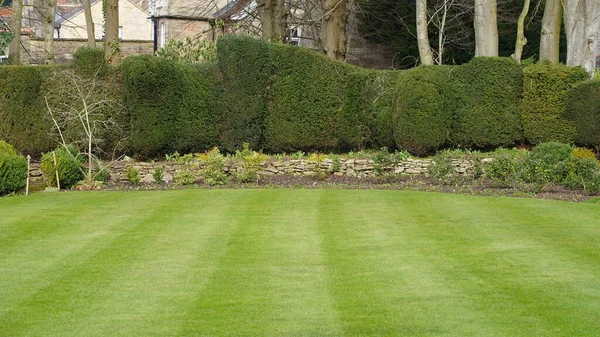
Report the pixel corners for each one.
[397,193,600,336]
[317,190,506,336]
[0,191,210,336]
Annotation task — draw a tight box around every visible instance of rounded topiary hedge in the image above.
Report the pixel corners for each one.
[565,80,600,147]
[521,62,588,144]
[264,44,355,153]
[452,57,524,148]
[40,146,84,189]
[394,66,457,156]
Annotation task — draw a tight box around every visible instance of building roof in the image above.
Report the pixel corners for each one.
[0,7,11,18]
[213,0,251,19]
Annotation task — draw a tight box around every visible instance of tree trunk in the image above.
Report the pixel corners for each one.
[104,0,122,65]
[539,0,562,63]
[44,0,57,64]
[564,0,600,76]
[8,0,23,65]
[474,0,498,57]
[83,0,96,48]
[257,0,286,42]
[512,0,530,63]
[321,0,349,61]
[416,0,434,65]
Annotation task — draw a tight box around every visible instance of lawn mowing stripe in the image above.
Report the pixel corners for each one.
[397,193,600,336]
[0,190,215,336]
[317,190,504,336]
[179,189,342,336]
[57,190,248,337]
[0,191,168,319]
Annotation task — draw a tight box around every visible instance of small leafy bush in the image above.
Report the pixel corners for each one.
[125,166,140,185]
[429,151,456,185]
[199,148,230,186]
[0,141,27,195]
[520,142,573,185]
[174,170,196,185]
[40,146,84,189]
[153,166,164,183]
[486,156,521,187]
[234,143,266,183]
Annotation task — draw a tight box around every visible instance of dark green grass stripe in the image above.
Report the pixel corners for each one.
[179,190,341,336]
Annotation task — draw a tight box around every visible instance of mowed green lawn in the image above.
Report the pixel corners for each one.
[0,190,599,337]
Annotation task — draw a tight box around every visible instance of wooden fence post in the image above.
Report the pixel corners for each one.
[53,151,61,190]
[26,155,30,196]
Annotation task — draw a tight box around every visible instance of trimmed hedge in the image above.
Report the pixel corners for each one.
[0,67,55,157]
[565,80,600,147]
[217,35,271,152]
[73,47,107,77]
[0,141,27,195]
[339,70,400,150]
[522,62,588,144]
[452,57,523,148]
[394,66,457,156]
[264,44,355,152]
[121,56,221,158]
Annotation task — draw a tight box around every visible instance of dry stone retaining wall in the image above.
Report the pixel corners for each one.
[29,158,476,184]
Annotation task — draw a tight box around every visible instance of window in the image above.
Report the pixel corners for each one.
[288,27,301,46]
[101,25,124,40]
[160,22,166,48]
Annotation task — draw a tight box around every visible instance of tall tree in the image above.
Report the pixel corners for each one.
[416,0,434,65]
[320,0,349,60]
[563,0,600,76]
[8,0,22,64]
[257,0,287,42]
[512,0,530,63]
[104,0,122,65]
[43,0,56,64]
[539,0,562,63]
[473,0,498,56]
[83,0,96,48]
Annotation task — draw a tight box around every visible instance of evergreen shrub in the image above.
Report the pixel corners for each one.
[217,35,271,152]
[339,70,400,150]
[40,146,84,189]
[0,141,27,195]
[73,47,107,76]
[452,57,523,148]
[121,56,221,158]
[0,67,54,156]
[564,80,600,147]
[394,66,456,156]
[522,63,588,144]
[264,44,355,152]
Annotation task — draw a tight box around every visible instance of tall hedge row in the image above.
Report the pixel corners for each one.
[0,67,55,157]
[217,35,272,152]
[394,66,457,156]
[339,70,399,150]
[521,63,589,144]
[121,56,222,158]
[565,80,600,147]
[452,57,523,148]
[265,45,354,152]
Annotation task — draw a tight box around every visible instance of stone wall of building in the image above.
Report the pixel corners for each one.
[19,36,154,64]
